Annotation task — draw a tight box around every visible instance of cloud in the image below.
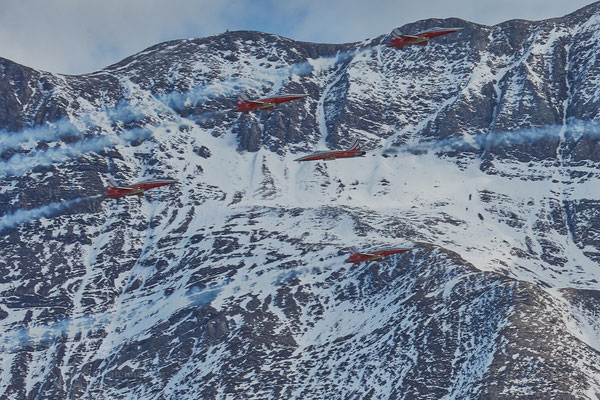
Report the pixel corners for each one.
[0,1,593,74]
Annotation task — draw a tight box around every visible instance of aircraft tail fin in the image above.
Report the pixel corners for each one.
[349,246,359,255]
[106,178,117,188]
[348,138,360,151]
[237,94,249,105]
[391,28,403,39]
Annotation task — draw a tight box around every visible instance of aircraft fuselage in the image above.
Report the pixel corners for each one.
[344,248,411,264]
[104,179,177,200]
[233,94,309,113]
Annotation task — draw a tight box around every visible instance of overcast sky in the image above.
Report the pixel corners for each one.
[0,0,595,75]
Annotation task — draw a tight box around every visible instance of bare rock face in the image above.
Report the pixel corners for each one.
[1,3,600,399]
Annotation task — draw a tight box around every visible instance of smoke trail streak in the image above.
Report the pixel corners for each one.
[102,99,150,125]
[155,75,294,111]
[185,110,229,122]
[0,309,126,353]
[400,120,600,154]
[0,98,154,155]
[0,119,83,154]
[0,195,98,233]
[0,128,152,178]
[0,284,223,352]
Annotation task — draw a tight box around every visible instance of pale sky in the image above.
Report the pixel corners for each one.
[0,0,596,74]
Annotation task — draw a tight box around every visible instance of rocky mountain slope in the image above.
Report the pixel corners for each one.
[1,2,600,399]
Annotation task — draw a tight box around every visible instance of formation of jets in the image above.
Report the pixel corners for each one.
[97,24,463,265]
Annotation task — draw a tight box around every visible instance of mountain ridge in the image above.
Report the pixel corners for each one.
[0,3,599,398]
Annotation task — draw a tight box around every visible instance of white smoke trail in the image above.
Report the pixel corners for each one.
[0,195,98,233]
[0,312,114,352]
[0,128,152,178]
[185,110,229,123]
[102,99,149,125]
[0,136,112,177]
[0,284,223,352]
[400,119,600,154]
[0,119,82,153]
[0,99,152,155]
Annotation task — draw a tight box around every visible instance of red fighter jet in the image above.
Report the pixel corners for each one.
[232,93,309,113]
[345,247,412,264]
[388,27,463,50]
[103,178,177,200]
[294,139,366,162]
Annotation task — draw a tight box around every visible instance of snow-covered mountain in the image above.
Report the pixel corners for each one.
[1,2,600,399]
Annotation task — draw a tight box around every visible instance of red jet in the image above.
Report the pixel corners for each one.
[103,178,177,200]
[294,139,366,162]
[232,93,309,113]
[345,247,412,264]
[388,27,463,50]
